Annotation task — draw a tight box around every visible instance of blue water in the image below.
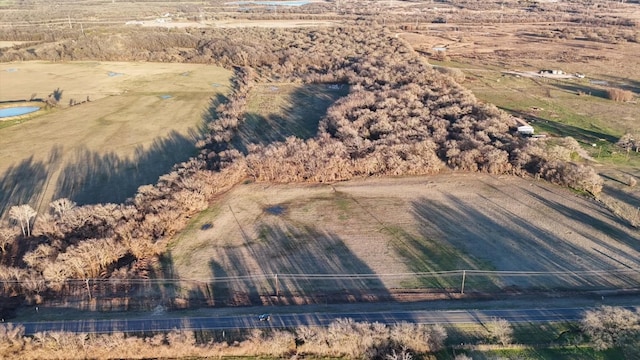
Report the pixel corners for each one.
[0,106,40,118]
[159,95,172,99]
[227,0,311,6]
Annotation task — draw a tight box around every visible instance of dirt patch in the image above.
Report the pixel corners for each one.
[207,19,338,28]
[0,41,34,48]
[169,173,640,299]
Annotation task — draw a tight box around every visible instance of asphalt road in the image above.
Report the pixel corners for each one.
[12,307,590,335]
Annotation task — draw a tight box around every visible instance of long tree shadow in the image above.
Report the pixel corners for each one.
[551,83,609,99]
[0,154,55,218]
[521,186,640,261]
[505,109,618,144]
[1,92,226,214]
[410,186,640,293]
[601,183,640,209]
[53,129,199,205]
[231,83,348,154]
[194,223,389,307]
[598,74,640,94]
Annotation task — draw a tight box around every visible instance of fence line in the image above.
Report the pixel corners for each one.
[2,267,640,284]
[3,268,639,311]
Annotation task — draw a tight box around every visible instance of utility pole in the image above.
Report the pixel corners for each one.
[460,270,466,294]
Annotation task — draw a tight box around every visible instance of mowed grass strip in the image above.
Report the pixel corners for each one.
[0,62,232,213]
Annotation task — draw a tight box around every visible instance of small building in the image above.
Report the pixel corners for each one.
[517,125,535,136]
[539,69,564,75]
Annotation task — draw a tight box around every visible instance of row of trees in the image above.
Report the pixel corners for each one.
[1,306,637,358]
[0,318,445,359]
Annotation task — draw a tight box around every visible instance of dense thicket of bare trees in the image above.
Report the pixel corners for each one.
[0,25,604,305]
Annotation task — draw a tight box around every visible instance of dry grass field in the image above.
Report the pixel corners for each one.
[0,3,639,358]
[236,83,349,150]
[168,173,640,300]
[0,61,232,214]
[400,23,639,155]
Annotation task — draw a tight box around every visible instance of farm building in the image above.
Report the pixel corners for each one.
[517,125,535,136]
[539,69,564,75]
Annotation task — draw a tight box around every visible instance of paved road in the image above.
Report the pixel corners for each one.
[12,307,590,335]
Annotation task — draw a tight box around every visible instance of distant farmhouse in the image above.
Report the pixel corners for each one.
[539,69,564,75]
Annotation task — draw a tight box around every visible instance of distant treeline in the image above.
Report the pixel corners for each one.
[0,25,602,309]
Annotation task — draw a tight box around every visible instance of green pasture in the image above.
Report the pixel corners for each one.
[443,322,626,360]
[434,60,640,167]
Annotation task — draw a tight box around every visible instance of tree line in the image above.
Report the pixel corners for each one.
[1,306,638,359]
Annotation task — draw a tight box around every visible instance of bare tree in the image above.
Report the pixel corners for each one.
[581,306,640,350]
[0,228,17,253]
[9,204,37,237]
[486,317,513,346]
[49,198,76,218]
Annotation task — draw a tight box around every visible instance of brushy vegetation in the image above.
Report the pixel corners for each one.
[0,318,445,360]
[606,88,635,102]
[2,306,639,359]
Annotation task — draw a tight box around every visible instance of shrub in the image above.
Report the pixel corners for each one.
[581,306,640,350]
[485,318,513,346]
[436,66,465,83]
[606,88,634,102]
[539,160,603,195]
[0,323,25,353]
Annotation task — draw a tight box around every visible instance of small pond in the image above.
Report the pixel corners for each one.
[0,106,41,118]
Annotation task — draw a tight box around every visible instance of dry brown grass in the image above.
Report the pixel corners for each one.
[0,61,232,215]
[168,173,640,299]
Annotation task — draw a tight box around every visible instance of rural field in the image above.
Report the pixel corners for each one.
[1,0,639,358]
[401,22,640,155]
[400,20,640,229]
[0,61,231,214]
[167,173,640,304]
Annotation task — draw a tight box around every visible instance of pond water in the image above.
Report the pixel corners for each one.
[227,0,312,6]
[0,106,41,118]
